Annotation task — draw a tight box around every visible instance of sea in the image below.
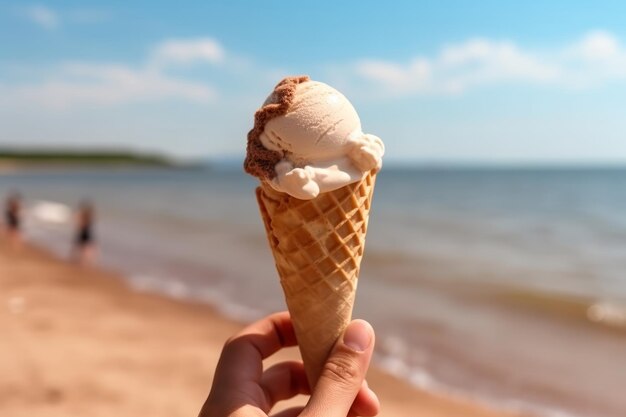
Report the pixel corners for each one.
[1,166,625,417]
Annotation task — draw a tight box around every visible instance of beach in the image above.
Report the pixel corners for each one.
[0,240,533,417]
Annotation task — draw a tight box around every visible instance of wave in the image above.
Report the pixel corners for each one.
[27,200,72,225]
[494,288,626,331]
[127,273,263,323]
[375,337,584,417]
[587,302,626,328]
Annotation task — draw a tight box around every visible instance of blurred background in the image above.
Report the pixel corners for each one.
[1,2,625,417]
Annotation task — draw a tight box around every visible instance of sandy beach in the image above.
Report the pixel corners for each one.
[0,240,531,417]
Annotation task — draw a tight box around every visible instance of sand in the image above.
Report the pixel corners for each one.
[0,240,531,417]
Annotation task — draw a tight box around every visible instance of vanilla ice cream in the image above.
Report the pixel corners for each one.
[244,75,384,199]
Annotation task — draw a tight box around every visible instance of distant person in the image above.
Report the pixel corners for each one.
[4,191,22,248]
[73,200,96,264]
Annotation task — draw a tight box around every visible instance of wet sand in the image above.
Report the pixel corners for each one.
[0,240,531,417]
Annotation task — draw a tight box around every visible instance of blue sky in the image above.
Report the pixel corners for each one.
[1,1,626,163]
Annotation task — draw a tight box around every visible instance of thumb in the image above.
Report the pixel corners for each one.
[303,320,375,417]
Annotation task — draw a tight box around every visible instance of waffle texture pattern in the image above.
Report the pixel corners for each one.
[256,171,376,386]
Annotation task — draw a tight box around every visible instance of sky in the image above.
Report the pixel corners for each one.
[1,0,626,164]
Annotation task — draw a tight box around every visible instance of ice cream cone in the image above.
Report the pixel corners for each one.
[256,170,376,387]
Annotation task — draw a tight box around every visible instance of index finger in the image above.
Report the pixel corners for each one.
[214,311,298,384]
[232,310,298,359]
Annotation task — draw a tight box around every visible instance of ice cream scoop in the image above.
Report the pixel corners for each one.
[245,76,384,199]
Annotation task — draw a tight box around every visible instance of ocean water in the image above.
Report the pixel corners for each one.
[2,166,625,417]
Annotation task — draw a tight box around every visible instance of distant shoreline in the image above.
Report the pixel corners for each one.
[0,161,196,171]
[0,158,209,174]
[0,162,191,175]
[0,148,181,171]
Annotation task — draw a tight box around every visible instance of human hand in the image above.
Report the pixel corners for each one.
[199,311,379,417]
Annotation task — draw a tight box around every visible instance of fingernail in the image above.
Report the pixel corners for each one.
[343,320,372,352]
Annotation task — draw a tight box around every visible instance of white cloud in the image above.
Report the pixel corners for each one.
[355,30,626,96]
[570,30,620,61]
[0,35,251,111]
[0,63,214,110]
[0,37,249,110]
[152,38,224,66]
[0,36,225,111]
[22,5,59,30]
[561,31,626,87]
[358,58,430,90]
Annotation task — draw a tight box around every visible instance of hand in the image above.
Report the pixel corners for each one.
[199,311,379,417]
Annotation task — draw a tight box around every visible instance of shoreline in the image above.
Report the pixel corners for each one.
[0,240,532,417]
[0,163,198,174]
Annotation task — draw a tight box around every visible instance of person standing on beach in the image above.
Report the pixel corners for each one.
[3,192,22,248]
[73,200,96,264]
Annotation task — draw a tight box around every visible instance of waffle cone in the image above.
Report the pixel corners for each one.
[256,171,376,387]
